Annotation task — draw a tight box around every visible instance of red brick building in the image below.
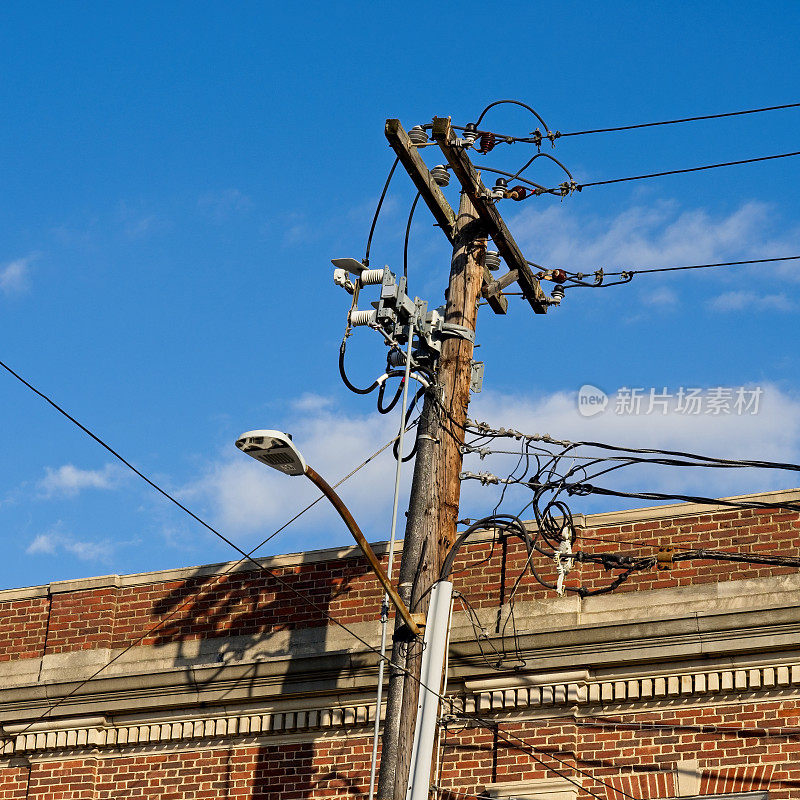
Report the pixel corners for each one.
[1,489,799,799]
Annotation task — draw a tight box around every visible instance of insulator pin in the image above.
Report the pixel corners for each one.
[431,165,449,186]
[484,250,501,271]
[462,122,478,145]
[359,268,386,285]
[477,132,496,154]
[408,126,428,145]
[350,309,377,327]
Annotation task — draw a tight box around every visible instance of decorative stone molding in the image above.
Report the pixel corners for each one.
[463,662,800,717]
[4,699,379,757]
[4,659,800,759]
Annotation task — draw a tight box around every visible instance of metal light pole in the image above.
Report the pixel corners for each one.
[235,430,422,637]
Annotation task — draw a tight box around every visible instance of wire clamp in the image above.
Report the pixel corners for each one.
[656,546,674,570]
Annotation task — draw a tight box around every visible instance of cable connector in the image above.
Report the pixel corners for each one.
[656,546,674,570]
[459,470,500,485]
[557,180,580,198]
[555,527,575,596]
[460,443,491,460]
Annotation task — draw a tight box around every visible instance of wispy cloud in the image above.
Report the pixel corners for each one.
[198,189,252,221]
[0,255,36,295]
[179,383,800,552]
[509,200,799,275]
[39,463,123,497]
[26,527,118,563]
[709,290,795,312]
[291,393,335,413]
[642,286,678,308]
[465,384,800,508]
[116,201,169,240]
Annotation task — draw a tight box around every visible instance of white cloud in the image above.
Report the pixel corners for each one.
[26,529,116,563]
[0,255,35,295]
[181,382,800,553]
[508,200,799,276]
[39,463,122,497]
[709,290,795,312]
[291,393,335,412]
[642,287,678,307]
[464,384,800,510]
[181,399,406,546]
[198,189,252,221]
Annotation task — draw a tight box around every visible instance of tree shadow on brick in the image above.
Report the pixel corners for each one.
[133,552,381,798]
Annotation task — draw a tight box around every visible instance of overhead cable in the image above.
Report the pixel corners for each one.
[573,150,800,191]
[558,101,800,138]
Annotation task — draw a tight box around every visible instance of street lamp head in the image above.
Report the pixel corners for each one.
[235,430,307,477]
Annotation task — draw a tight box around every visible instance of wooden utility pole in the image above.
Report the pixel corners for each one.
[376,192,486,800]
[377,117,548,800]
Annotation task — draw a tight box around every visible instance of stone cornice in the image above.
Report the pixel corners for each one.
[4,574,800,725]
[3,659,800,761]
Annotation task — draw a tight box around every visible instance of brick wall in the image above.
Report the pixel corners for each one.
[2,496,800,799]
[4,503,799,660]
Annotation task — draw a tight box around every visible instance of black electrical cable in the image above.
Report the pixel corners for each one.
[450,717,630,800]
[509,151,573,182]
[338,339,379,395]
[364,156,399,267]
[603,254,800,276]
[672,549,800,568]
[404,191,421,280]
[393,385,426,462]
[466,423,800,474]
[490,723,642,800]
[377,376,405,415]
[559,101,800,137]
[574,150,800,190]
[441,514,532,581]
[474,99,551,132]
[566,482,800,513]
[469,163,548,192]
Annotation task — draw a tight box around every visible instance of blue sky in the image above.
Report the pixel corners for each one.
[1,2,798,589]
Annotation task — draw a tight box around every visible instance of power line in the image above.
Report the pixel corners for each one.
[514,255,800,292]
[574,150,800,190]
[605,254,800,277]
[578,715,800,740]
[558,101,800,137]
[492,724,641,800]
[443,716,642,800]
[365,156,400,267]
[0,355,442,730]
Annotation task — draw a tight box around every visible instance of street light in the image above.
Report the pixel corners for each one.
[235,430,422,637]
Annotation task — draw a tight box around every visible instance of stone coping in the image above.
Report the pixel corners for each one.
[2,487,797,601]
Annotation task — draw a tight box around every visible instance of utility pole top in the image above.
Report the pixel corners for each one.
[384,118,508,315]
[431,116,549,314]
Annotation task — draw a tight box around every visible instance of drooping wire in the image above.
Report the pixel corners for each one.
[403,191,421,280]
[558,101,800,138]
[339,339,379,395]
[474,99,551,132]
[0,356,457,732]
[564,150,800,192]
[365,156,400,267]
